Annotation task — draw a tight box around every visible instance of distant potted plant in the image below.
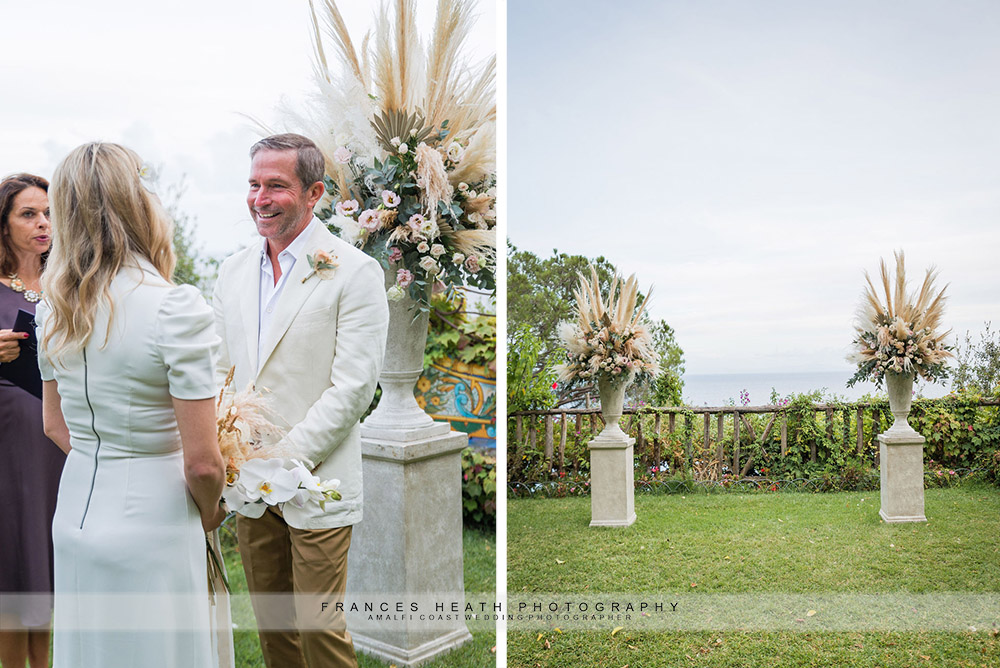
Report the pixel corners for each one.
[847,250,952,436]
[558,264,659,437]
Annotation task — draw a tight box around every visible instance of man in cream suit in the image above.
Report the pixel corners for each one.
[213,133,389,668]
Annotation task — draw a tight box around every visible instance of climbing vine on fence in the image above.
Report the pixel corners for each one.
[507,389,1000,488]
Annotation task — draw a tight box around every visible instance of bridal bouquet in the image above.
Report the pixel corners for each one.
[221,458,342,513]
[284,0,496,310]
[847,251,953,389]
[216,368,341,512]
[558,264,659,388]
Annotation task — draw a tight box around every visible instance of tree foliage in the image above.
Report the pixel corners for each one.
[156,173,216,293]
[507,324,557,412]
[507,243,685,408]
[951,322,1000,395]
[424,291,496,370]
[648,320,686,406]
[507,242,617,363]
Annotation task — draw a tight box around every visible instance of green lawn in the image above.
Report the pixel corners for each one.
[508,485,1000,668]
[222,525,496,668]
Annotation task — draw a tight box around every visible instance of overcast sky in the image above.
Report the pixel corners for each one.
[508,0,999,378]
[1,0,496,257]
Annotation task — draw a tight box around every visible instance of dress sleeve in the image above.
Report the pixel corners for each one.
[156,284,220,400]
[34,300,55,382]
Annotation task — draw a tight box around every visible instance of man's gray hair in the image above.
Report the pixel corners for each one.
[250,133,326,189]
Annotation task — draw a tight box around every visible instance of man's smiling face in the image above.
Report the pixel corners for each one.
[246,149,315,249]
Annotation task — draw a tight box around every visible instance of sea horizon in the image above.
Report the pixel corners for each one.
[679,370,952,407]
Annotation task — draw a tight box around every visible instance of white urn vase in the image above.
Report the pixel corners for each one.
[362,267,443,436]
[884,371,920,438]
[597,376,628,439]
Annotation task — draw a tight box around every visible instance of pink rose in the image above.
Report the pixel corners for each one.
[464,255,481,273]
[396,268,414,288]
[388,247,403,263]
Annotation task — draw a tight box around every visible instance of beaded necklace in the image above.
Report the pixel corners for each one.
[8,274,42,303]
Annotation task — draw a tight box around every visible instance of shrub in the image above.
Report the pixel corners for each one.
[507,325,557,413]
[461,448,496,531]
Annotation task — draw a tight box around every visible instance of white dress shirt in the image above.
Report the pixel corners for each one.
[258,217,319,365]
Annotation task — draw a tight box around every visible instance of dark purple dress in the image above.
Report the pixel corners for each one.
[0,283,65,627]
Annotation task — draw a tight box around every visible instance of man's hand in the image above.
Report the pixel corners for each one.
[0,329,28,363]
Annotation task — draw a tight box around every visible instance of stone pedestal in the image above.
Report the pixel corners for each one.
[346,425,472,666]
[878,431,927,523]
[589,432,636,528]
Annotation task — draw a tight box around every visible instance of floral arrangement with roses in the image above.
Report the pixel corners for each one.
[283,0,496,309]
[847,250,952,389]
[558,264,659,389]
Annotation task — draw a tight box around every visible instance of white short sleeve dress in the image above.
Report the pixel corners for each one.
[37,259,220,668]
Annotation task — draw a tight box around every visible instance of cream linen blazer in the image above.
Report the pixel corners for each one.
[212,219,389,529]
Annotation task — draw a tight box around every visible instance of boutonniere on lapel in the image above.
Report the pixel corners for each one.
[302,250,339,283]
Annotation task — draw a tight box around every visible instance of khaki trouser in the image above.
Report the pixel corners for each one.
[237,507,357,668]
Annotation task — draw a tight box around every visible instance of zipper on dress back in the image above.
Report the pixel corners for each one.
[79,347,102,529]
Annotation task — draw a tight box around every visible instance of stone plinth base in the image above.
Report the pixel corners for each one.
[879,431,927,524]
[347,426,472,666]
[352,628,472,668]
[589,432,636,527]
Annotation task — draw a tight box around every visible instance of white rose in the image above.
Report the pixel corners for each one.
[386,285,405,302]
[398,143,409,155]
[458,182,469,193]
[390,136,401,147]
[418,256,440,274]
[447,141,464,162]
[417,241,430,253]
[451,252,465,265]
[430,244,446,258]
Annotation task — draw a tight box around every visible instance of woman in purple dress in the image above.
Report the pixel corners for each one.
[0,173,65,668]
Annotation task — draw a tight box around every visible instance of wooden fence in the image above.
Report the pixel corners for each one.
[508,398,1000,480]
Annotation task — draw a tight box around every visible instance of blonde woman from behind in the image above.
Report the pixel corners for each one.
[37,142,228,668]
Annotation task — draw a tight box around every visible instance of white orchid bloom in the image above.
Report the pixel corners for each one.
[284,460,326,508]
[318,478,342,509]
[238,458,299,505]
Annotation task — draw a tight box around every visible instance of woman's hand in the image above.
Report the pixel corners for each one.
[201,504,228,533]
[0,329,28,363]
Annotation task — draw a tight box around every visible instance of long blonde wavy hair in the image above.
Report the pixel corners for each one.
[42,142,176,362]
